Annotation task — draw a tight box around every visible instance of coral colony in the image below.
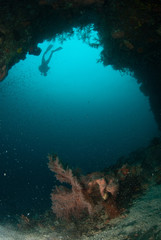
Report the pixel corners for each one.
[48,154,121,221]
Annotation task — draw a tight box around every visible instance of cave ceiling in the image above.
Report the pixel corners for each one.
[0,0,161,129]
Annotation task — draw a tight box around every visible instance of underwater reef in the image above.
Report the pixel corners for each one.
[46,138,161,223]
[14,138,161,239]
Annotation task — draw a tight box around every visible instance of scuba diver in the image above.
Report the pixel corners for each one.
[39,44,62,76]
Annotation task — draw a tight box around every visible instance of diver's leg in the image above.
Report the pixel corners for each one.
[44,44,53,54]
[46,50,55,65]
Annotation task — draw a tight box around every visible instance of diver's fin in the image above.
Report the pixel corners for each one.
[53,47,63,53]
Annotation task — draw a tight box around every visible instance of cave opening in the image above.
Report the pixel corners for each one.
[0,26,159,218]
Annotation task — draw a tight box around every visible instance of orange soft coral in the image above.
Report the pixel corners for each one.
[88,177,119,200]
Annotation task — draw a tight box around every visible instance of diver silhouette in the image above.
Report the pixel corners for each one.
[39,44,62,76]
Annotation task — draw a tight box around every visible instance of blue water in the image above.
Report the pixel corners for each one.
[0,28,159,215]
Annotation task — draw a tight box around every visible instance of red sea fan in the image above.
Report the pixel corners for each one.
[48,155,92,220]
